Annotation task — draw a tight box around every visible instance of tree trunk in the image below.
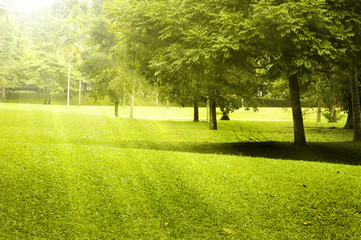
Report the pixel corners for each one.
[329,104,337,123]
[130,78,136,118]
[43,90,50,104]
[343,95,353,129]
[289,74,306,146]
[155,93,159,106]
[2,79,6,102]
[193,101,199,122]
[317,100,322,123]
[220,107,230,120]
[67,59,71,106]
[350,68,361,141]
[206,100,209,122]
[78,78,82,106]
[48,94,52,105]
[209,97,217,130]
[123,85,126,106]
[115,100,119,117]
[344,109,353,129]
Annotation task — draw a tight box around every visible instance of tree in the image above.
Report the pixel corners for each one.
[19,49,67,104]
[15,9,68,104]
[57,22,87,106]
[349,68,361,141]
[53,0,90,106]
[150,48,207,122]
[0,1,21,102]
[80,1,129,117]
[328,0,361,142]
[244,0,350,146]
[106,0,259,129]
[309,0,361,141]
[305,71,349,123]
[81,51,126,116]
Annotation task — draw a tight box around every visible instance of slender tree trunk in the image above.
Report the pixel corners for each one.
[289,74,306,146]
[123,85,126,106]
[317,100,322,123]
[78,78,82,106]
[206,100,209,122]
[67,59,71,106]
[329,104,337,123]
[155,93,159,106]
[209,97,217,130]
[115,100,119,117]
[167,100,170,109]
[350,68,361,141]
[193,101,199,122]
[2,79,6,102]
[344,96,353,129]
[130,78,136,118]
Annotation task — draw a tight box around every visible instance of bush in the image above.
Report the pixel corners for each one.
[322,109,345,123]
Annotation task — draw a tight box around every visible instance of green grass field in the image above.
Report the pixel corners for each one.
[0,103,360,239]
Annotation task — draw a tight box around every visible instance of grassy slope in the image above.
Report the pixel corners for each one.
[0,104,360,239]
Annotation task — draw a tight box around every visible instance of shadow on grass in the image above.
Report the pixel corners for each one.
[111,141,361,166]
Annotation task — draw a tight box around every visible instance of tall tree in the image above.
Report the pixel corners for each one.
[80,1,128,117]
[244,0,350,146]
[57,22,87,106]
[0,1,21,102]
[330,0,361,142]
[53,0,90,106]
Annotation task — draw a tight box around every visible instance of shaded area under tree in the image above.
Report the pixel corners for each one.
[87,140,361,166]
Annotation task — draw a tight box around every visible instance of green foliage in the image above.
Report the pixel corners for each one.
[104,0,359,133]
[20,51,66,90]
[105,0,262,125]
[80,3,129,106]
[0,4,21,90]
[245,0,348,78]
[53,0,92,106]
[15,9,72,103]
[57,23,86,64]
[323,109,345,123]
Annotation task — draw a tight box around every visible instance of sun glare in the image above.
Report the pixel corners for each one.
[10,0,55,13]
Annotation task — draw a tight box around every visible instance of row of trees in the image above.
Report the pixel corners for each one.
[1,0,361,146]
[103,0,361,146]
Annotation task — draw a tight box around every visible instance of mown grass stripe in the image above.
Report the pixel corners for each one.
[0,104,360,239]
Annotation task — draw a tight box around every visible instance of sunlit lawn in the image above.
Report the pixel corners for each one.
[0,103,360,239]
